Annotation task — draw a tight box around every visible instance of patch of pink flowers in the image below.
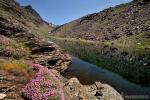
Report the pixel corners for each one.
[0,35,11,45]
[22,64,65,100]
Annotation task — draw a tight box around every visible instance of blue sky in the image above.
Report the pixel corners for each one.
[17,0,132,25]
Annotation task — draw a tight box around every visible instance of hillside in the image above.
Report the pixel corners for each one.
[0,0,71,99]
[50,0,150,87]
[0,0,53,39]
[0,0,123,100]
[51,0,150,42]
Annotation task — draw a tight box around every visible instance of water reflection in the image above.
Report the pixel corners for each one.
[50,38,150,95]
[66,56,150,95]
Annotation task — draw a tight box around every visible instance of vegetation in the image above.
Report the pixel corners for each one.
[0,58,33,78]
[51,37,150,86]
[0,0,53,39]
[0,35,30,59]
[22,64,64,100]
[51,0,150,44]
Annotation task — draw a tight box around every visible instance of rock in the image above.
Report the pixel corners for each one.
[31,46,55,54]
[48,41,54,44]
[77,94,86,100]
[29,41,71,72]
[144,63,148,66]
[121,51,128,56]
[47,58,59,66]
[145,46,150,50]
[137,42,141,45]
[110,47,118,52]
[0,93,6,99]
[95,91,103,97]
[101,84,124,100]
[64,78,124,100]
[125,31,133,36]
[95,81,104,90]
[112,34,121,39]
[24,5,42,21]
[64,78,96,100]
[143,62,150,66]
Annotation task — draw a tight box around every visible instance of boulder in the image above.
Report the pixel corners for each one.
[64,78,124,100]
[31,46,55,54]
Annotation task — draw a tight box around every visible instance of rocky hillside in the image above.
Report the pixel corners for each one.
[51,0,150,42]
[0,0,69,69]
[0,0,53,39]
[51,0,150,89]
[0,0,70,99]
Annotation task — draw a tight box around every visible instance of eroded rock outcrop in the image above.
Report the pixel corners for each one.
[29,40,71,73]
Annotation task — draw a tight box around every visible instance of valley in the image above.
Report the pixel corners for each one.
[0,0,150,99]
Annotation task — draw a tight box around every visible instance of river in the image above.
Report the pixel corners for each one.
[50,38,150,96]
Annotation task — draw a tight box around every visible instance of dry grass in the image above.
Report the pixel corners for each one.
[0,59,32,76]
[0,59,35,99]
[0,35,30,58]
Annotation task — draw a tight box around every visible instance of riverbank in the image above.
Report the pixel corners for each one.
[0,34,123,99]
[21,63,124,100]
[50,37,150,87]
[65,56,150,96]
[49,36,97,44]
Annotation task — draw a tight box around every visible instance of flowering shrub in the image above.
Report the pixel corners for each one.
[22,64,65,100]
[0,35,10,45]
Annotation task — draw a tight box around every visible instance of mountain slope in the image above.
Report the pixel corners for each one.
[0,0,53,39]
[50,0,150,87]
[0,1,72,99]
[51,0,150,42]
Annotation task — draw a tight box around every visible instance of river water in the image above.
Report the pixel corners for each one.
[50,39,150,96]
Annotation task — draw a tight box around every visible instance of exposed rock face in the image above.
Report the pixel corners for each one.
[0,0,72,72]
[24,5,41,19]
[29,40,71,73]
[64,78,123,100]
[51,1,150,41]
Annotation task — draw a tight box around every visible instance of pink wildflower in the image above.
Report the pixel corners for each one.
[22,64,65,100]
